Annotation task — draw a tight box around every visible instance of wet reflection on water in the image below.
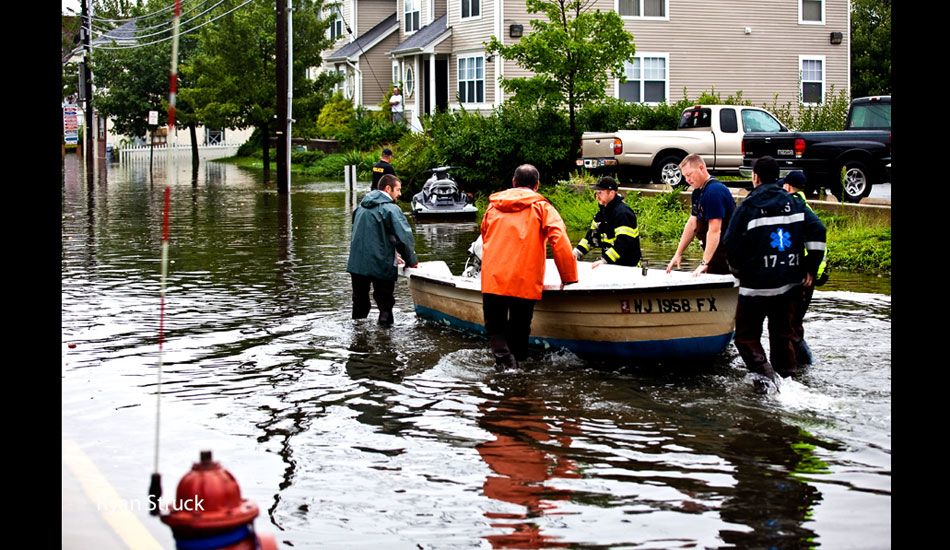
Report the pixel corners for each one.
[62,155,890,549]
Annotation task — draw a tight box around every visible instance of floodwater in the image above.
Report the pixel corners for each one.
[62,155,891,549]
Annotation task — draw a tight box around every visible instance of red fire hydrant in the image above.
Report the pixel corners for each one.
[159,450,278,550]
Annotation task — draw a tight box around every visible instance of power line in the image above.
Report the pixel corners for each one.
[91,0,254,50]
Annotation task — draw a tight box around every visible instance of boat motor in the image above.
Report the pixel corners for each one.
[462,235,483,278]
[157,450,278,550]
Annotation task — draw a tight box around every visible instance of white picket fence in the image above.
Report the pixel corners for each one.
[118,142,242,163]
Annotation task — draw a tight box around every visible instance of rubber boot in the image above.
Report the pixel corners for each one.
[378,310,394,326]
[794,339,815,366]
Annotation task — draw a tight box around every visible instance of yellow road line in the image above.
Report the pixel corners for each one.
[62,440,165,550]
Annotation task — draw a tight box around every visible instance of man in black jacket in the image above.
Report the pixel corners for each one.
[723,157,827,387]
[573,176,642,268]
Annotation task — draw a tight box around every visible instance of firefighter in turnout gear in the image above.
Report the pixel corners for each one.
[780,170,828,365]
[573,176,642,268]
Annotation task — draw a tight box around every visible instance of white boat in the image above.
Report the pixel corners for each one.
[401,260,739,360]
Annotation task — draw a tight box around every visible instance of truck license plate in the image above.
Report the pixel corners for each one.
[777,149,794,156]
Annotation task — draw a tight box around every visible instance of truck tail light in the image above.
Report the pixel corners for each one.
[795,138,805,158]
[613,138,622,155]
[741,139,745,156]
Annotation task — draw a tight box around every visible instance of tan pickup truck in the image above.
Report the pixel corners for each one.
[577,105,789,187]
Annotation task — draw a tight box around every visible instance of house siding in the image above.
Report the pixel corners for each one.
[360,30,402,106]
[449,0,497,107]
[606,0,850,119]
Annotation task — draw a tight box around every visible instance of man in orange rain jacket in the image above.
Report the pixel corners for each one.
[480,164,578,369]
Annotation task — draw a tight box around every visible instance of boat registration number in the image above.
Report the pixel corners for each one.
[621,296,718,314]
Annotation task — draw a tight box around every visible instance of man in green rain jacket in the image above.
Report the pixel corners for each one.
[346,174,418,326]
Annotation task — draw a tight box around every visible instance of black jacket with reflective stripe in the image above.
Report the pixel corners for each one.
[723,183,826,296]
[575,194,642,267]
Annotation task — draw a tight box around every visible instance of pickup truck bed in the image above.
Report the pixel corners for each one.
[740,96,891,202]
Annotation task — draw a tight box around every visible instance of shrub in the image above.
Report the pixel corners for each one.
[316,92,355,139]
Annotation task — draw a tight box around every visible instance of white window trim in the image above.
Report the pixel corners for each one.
[405,0,421,34]
[799,55,826,105]
[460,0,482,21]
[392,62,401,87]
[615,0,669,21]
[405,66,415,98]
[798,0,825,25]
[456,53,488,107]
[616,52,669,106]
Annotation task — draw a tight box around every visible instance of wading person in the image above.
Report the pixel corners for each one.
[667,154,735,276]
[346,174,418,326]
[573,176,642,268]
[480,164,578,369]
[780,170,829,365]
[723,157,826,388]
[371,148,396,190]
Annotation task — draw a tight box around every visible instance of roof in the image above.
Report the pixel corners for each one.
[92,19,138,46]
[390,14,451,57]
[325,13,399,63]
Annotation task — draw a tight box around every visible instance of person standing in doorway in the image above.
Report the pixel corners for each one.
[371,148,396,190]
[390,87,404,124]
[480,164,578,369]
[667,154,735,276]
[347,174,418,326]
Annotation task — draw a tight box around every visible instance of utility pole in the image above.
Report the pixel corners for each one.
[81,0,95,166]
[276,0,289,194]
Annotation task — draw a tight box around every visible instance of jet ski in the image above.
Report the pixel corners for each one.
[410,166,478,220]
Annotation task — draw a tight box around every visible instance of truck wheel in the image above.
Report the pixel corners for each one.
[653,155,686,188]
[832,160,873,203]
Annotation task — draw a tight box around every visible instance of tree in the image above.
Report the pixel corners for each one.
[851,0,891,98]
[485,0,635,158]
[179,0,336,180]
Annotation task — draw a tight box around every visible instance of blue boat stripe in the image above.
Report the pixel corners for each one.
[413,305,733,359]
[746,212,805,230]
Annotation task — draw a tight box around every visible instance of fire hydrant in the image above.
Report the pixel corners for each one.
[159,450,278,550]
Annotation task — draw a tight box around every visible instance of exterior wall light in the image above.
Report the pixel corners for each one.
[830,32,843,44]
[510,24,523,38]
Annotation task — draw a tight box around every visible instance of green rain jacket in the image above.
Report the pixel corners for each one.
[347,190,419,281]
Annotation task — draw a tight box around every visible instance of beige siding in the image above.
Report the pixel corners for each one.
[360,31,402,106]
[603,0,850,120]
[356,0,397,35]
[448,0,498,109]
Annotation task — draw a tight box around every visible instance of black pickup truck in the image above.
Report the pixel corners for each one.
[740,96,891,202]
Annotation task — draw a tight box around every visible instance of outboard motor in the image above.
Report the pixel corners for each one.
[462,236,483,278]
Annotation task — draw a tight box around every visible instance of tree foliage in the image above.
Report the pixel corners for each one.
[179,0,335,137]
[92,41,175,138]
[851,0,891,98]
[485,0,636,157]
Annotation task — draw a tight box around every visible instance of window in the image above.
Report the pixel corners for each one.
[800,56,824,105]
[458,56,484,104]
[617,0,666,18]
[329,15,343,40]
[800,0,823,24]
[393,63,401,87]
[720,109,738,133]
[405,66,414,98]
[740,109,785,133]
[405,0,420,32]
[461,0,480,19]
[619,55,667,104]
[205,129,224,145]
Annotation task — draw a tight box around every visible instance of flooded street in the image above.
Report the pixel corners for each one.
[62,155,890,549]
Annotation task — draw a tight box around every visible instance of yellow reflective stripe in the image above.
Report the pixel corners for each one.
[577,239,590,253]
[605,248,620,262]
[601,235,616,245]
[614,225,639,238]
[589,220,598,230]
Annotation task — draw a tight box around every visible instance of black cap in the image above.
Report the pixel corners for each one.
[592,176,618,191]
[782,170,806,189]
[382,148,393,156]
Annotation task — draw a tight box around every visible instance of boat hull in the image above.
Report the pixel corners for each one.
[405,261,739,360]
